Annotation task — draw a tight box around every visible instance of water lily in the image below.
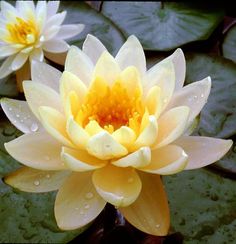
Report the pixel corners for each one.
[0,0,84,91]
[1,35,232,236]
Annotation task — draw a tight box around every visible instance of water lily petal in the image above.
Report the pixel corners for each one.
[4,131,66,170]
[31,60,61,92]
[120,172,170,236]
[38,106,74,148]
[0,45,20,58]
[43,39,69,53]
[115,35,146,77]
[112,147,151,168]
[1,98,43,134]
[23,80,63,119]
[30,48,44,62]
[47,1,59,17]
[4,167,71,193]
[82,34,107,64]
[0,55,15,79]
[65,46,94,86]
[61,147,107,172]
[145,86,162,118]
[85,120,104,136]
[92,164,141,207]
[56,24,85,40]
[45,11,66,28]
[154,106,190,149]
[55,172,106,230]
[87,131,128,160]
[112,126,136,148]
[140,145,188,175]
[175,136,233,170]
[93,51,120,85]
[11,52,28,71]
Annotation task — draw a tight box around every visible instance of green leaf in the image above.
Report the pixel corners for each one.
[222,25,236,63]
[0,73,18,98]
[102,2,224,51]
[164,169,236,242]
[60,1,125,55]
[0,119,84,243]
[185,53,236,138]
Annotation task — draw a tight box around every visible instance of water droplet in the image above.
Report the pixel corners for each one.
[20,119,24,123]
[80,210,84,215]
[45,156,50,161]
[128,177,134,183]
[193,95,198,99]
[156,224,160,228]
[16,114,20,118]
[9,107,12,111]
[34,180,40,186]
[200,94,204,98]
[85,192,94,199]
[30,123,38,132]
[46,174,50,179]
[75,207,79,210]
[84,204,90,209]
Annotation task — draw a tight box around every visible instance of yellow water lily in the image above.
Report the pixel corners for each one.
[1,35,232,236]
[0,0,84,90]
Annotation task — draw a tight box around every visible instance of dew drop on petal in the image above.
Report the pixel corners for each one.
[16,114,20,118]
[80,210,84,215]
[200,94,204,98]
[84,204,90,209]
[9,107,12,111]
[128,177,134,183]
[75,207,79,210]
[30,123,38,132]
[20,119,24,123]
[34,180,40,186]
[85,192,94,199]
[46,174,50,179]
[156,224,161,228]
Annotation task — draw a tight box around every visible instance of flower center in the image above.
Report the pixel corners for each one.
[77,78,145,132]
[6,17,38,45]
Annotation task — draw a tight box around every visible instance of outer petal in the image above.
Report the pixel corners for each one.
[82,34,107,64]
[140,145,188,175]
[112,147,151,168]
[0,55,15,79]
[120,172,170,236]
[4,131,66,170]
[47,1,59,17]
[1,98,43,134]
[55,172,106,230]
[174,136,233,170]
[65,46,94,86]
[38,106,74,148]
[154,106,190,149]
[115,35,146,77]
[92,165,142,207]
[23,80,63,119]
[56,24,85,40]
[4,167,71,193]
[11,52,28,71]
[30,48,43,62]
[45,11,66,28]
[61,147,107,172]
[31,60,61,92]
[166,77,211,124]
[43,39,69,53]
[87,131,128,160]
[0,45,20,58]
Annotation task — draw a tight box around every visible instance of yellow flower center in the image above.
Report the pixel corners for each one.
[77,78,145,133]
[6,17,38,45]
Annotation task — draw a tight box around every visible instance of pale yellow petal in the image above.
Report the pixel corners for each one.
[55,172,106,230]
[112,126,136,148]
[175,136,233,170]
[85,120,104,136]
[65,91,80,118]
[86,131,128,160]
[140,145,188,175]
[61,147,107,172]
[4,167,71,193]
[154,106,190,149]
[145,86,162,118]
[120,172,170,236]
[92,164,141,207]
[4,131,66,170]
[112,147,151,168]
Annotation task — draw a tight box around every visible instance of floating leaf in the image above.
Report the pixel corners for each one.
[222,24,236,63]
[102,2,224,51]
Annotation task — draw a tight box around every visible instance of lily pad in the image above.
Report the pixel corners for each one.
[60,1,125,55]
[102,2,224,51]
[164,169,236,242]
[0,119,84,243]
[222,24,236,63]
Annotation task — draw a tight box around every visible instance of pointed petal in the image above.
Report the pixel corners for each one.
[112,147,151,168]
[55,172,106,230]
[4,167,70,193]
[92,165,141,207]
[45,11,66,27]
[120,173,170,236]
[154,106,190,148]
[4,131,66,170]
[65,46,93,86]
[56,24,85,40]
[112,126,136,148]
[166,77,211,124]
[38,106,74,148]
[0,45,20,58]
[43,39,69,53]
[93,51,120,85]
[23,80,63,119]
[61,147,107,172]
[145,86,162,118]
[140,145,188,175]
[31,60,61,92]
[47,1,59,17]
[29,48,43,62]
[1,98,42,134]
[11,52,28,71]
[175,136,233,170]
[115,35,146,77]
[85,120,104,136]
[0,55,15,79]
[82,34,107,64]
[87,131,128,160]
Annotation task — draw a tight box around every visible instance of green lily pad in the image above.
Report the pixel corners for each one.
[164,169,236,242]
[102,2,224,51]
[0,119,84,243]
[60,1,125,55]
[222,24,236,63]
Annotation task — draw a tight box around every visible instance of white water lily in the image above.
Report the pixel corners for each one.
[1,35,232,236]
[0,0,84,90]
